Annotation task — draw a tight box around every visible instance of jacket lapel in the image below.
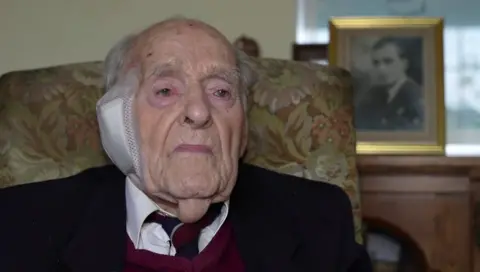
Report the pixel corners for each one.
[230,163,300,272]
[230,212,299,272]
[62,174,127,272]
[60,163,302,271]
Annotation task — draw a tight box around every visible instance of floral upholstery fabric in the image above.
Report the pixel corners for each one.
[244,58,362,243]
[0,62,109,187]
[0,58,362,243]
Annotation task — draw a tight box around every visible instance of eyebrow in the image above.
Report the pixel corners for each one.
[201,66,241,85]
[147,61,241,85]
[148,61,183,79]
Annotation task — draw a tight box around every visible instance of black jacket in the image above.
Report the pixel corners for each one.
[0,163,372,272]
[355,78,423,131]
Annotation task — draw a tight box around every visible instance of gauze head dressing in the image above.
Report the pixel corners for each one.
[96,70,142,178]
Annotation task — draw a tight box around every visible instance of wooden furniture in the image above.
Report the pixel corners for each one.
[233,35,261,57]
[292,43,328,63]
[358,155,480,272]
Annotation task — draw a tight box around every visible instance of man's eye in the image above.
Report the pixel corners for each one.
[154,88,172,96]
[213,89,231,98]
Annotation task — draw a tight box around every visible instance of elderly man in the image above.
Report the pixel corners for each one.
[0,18,371,271]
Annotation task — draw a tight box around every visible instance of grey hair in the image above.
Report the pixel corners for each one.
[103,24,257,110]
[233,49,257,109]
[104,34,137,91]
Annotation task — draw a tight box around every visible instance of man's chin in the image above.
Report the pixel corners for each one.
[166,171,224,195]
[176,198,212,223]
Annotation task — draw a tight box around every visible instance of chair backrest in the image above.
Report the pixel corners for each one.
[0,62,109,188]
[244,58,362,243]
[0,58,363,243]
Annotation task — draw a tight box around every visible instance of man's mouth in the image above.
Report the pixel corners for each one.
[174,144,213,154]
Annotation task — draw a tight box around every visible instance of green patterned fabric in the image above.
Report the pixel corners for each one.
[0,58,363,243]
[0,62,109,187]
[244,58,362,243]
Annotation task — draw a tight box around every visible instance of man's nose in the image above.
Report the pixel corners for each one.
[180,89,212,129]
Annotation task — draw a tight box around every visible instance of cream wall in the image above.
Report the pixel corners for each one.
[0,0,296,76]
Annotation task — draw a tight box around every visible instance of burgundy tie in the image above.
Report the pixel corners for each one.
[147,204,222,259]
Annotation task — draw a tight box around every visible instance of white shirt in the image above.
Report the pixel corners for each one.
[125,177,229,255]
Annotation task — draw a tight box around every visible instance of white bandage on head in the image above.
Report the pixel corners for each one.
[96,70,142,177]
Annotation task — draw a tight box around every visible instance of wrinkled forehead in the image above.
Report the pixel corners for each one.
[135,22,237,79]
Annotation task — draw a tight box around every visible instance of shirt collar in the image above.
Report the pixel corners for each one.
[125,176,229,248]
[387,76,407,102]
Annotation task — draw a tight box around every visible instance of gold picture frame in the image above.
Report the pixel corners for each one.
[329,17,445,155]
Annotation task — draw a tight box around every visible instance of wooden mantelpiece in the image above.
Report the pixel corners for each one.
[358,155,480,176]
[356,155,480,272]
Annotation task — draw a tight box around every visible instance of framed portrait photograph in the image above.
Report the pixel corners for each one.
[292,43,329,65]
[329,17,445,155]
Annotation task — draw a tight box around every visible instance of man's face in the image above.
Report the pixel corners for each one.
[371,43,407,85]
[133,23,247,222]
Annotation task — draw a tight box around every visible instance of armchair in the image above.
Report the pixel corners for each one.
[0,58,362,243]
